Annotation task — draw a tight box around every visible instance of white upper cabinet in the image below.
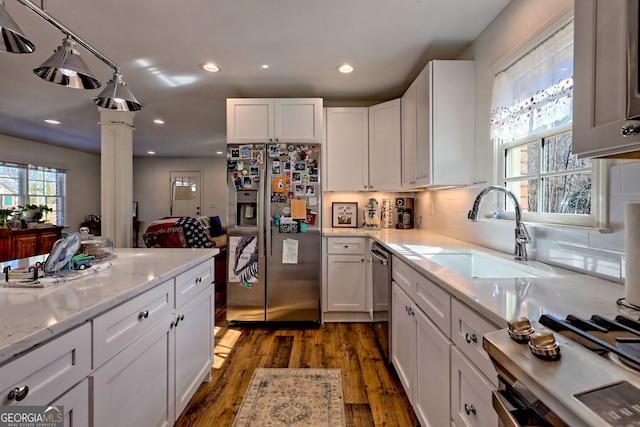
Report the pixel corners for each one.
[573,0,640,158]
[325,100,401,191]
[325,107,370,191]
[227,98,323,144]
[368,99,402,190]
[403,60,475,188]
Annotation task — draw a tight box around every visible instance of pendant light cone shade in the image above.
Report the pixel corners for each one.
[33,37,101,89]
[92,72,142,111]
[0,0,35,53]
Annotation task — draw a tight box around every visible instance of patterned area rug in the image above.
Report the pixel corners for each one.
[232,368,346,427]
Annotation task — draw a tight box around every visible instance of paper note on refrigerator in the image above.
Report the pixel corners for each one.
[282,239,299,264]
[290,199,307,219]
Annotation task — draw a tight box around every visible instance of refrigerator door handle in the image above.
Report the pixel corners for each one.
[261,157,270,258]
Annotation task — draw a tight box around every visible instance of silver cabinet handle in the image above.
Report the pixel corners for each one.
[138,310,149,320]
[8,386,29,401]
[622,123,640,137]
[465,333,477,343]
[464,403,476,415]
[174,314,185,327]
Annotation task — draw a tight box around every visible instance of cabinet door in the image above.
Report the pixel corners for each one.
[414,307,451,427]
[15,234,37,259]
[274,98,322,143]
[415,64,432,186]
[415,60,475,186]
[175,285,214,420]
[573,0,640,157]
[326,254,366,311]
[401,81,418,188]
[450,347,497,427]
[368,99,401,190]
[226,98,274,143]
[325,107,369,191]
[38,230,60,255]
[92,317,174,427]
[52,378,89,427]
[391,283,416,403]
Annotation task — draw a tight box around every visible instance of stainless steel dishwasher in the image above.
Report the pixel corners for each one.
[370,241,391,363]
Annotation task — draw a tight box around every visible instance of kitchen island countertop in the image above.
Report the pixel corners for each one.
[324,227,628,327]
[0,248,218,365]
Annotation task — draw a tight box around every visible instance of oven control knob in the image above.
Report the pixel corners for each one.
[508,317,534,343]
[528,331,561,360]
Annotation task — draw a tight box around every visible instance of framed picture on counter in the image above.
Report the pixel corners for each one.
[332,202,358,228]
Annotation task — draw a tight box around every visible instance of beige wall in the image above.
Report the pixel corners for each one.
[132,156,227,246]
[0,133,101,233]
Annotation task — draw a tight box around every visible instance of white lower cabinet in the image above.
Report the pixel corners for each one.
[54,378,89,427]
[92,280,214,427]
[391,282,416,400]
[391,254,500,427]
[392,281,452,427]
[324,237,370,319]
[0,257,215,427]
[92,316,175,427]
[175,285,214,418]
[451,346,497,427]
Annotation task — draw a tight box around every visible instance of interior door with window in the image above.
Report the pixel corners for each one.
[170,171,201,217]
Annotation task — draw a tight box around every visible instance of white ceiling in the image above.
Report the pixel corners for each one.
[0,0,511,157]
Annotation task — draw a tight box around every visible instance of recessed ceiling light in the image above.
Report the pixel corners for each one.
[216,151,223,155]
[44,119,61,125]
[338,64,354,73]
[261,64,269,69]
[200,62,220,73]
[147,151,155,155]
[153,119,165,125]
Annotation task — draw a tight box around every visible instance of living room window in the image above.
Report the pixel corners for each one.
[0,161,66,224]
[490,19,606,228]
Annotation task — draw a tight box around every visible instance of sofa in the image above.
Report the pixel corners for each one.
[143,215,227,285]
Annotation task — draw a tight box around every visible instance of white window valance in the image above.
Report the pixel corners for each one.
[490,20,574,142]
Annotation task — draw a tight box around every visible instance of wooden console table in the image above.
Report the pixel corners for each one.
[0,226,63,262]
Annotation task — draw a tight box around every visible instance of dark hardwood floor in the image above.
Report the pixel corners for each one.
[175,286,420,427]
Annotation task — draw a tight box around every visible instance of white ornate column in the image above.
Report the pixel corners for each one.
[99,108,135,248]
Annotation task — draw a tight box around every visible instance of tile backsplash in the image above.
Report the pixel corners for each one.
[414,162,640,284]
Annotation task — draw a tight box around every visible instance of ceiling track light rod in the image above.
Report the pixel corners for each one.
[15,0,120,73]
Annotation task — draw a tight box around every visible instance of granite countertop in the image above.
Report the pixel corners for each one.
[0,248,218,365]
[324,227,628,327]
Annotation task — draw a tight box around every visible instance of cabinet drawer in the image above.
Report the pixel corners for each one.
[93,280,174,368]
[327,237,366,254]
[0,323,91,407]
[414,272,451,337]
[175,259,213,308]
[392,255,414,297]
[451,300,498,385]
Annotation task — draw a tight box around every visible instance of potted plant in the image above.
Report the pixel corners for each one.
[0,208,12,228]
[20,204,53,223]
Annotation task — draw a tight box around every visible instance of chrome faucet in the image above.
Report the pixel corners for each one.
[467,185,531,261]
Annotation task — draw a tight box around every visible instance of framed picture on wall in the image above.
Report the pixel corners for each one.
[332,202,358,228]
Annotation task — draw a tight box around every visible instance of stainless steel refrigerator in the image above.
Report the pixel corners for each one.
[226,143,321,324]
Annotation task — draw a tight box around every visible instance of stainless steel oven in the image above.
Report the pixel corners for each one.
[484,315,640,427]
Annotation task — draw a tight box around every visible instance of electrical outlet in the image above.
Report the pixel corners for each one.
[429,201,434,216]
